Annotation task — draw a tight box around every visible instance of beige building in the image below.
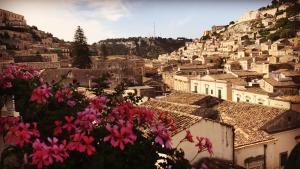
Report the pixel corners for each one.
[41,53,58,62]
[144,92,300,169]
[260,70,300,95]
[173,74,192,92]
[191,74,246,100]
[232,87,270,105]
[251,62,270,77]
[0,9,26,27]
[142,98,234,162]
[216,101,300,169]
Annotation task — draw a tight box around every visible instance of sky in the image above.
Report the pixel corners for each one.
[0,0,272,44]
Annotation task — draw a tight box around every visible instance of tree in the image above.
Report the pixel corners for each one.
[100,44,108,60]
[72,26,91,69]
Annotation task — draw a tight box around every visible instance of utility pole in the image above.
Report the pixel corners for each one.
[153,22,156,38]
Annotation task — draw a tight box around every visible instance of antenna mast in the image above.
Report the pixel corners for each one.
[153,22,156,38]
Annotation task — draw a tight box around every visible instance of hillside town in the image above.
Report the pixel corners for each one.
[0,0,300,169]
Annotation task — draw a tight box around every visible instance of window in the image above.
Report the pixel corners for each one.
[205,85,209,94]
[211,90,213,95]
[246,96,251,102]
[218,89,222,99]
[194,86,198,93]
[237,97,240,102]
[280,152,288,167]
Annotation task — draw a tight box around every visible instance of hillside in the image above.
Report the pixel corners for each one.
[0,9,70,62]
[158,0,300,63]
[93,37,192,59]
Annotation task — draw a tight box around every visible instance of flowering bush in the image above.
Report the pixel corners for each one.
[0,64,213,169]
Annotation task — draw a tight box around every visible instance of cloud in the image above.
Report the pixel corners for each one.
[0,0,127,43]
[74,0,130,21]
[175,16,192,27]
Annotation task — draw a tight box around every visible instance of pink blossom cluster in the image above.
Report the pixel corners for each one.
[0,64,39,88]
[67,133,95,155]
[76,107,101,133]
[182,130,213,155]
[195,136,213,155]
[4,122,40,147]
[151,123,172,149]
[55,87,73,103]
[0,116,20,133]
[157,111,177,132]
[89,96,109,111]
[30,138,69,169]
[104,122,137,150]
[108,102,137,122]
[30,84,53,104]
[104,103,176,150]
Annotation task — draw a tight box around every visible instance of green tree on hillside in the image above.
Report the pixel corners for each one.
[100,44,108,60]
[71,26,91,68]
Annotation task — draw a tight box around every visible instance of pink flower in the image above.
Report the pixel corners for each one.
[104,122,137,150]
[67,133,83,151]
[75,107,100,133]
[30,139,49,169]
[67,100,76,107]
[136,108,154,125]
[62,116,76,132]
[0,116,20,133]
[4,122,39,147]
[158,112,177,132]
[79,135,95,155]
[46,137,69,162]
[55,87,73,103]
[67,133,95,155]
[31,122,40,137]
[89,96,108,111]
[195,137,213,155]
[108,103,136,122]
[185,130,194,143]
[53,120,63,136]
[200,163,209,169]
[30,84,52,104]
[30,138,68,169]
[0,64,39,88]
[151,123,172,149]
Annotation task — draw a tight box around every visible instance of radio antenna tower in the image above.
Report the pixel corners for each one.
[153,22,156,38]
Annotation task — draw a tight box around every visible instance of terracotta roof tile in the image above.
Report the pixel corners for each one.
[141,104,202,136]
[263,78,299,87]
[144,92,291,147]
[216,101,287,147]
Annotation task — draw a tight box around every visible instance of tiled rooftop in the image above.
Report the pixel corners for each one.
[216,101,287,147]
[231,70,264,77]
[160,91,208,105]
[207,74,237,80]
[142,92,292,148]
[274,95,300,103]
[142,105,202,136]
[235,87,269,95]
[264,78,299,87]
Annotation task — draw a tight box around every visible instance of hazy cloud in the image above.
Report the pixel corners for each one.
[0,0,125,43]
[73,0,130,21]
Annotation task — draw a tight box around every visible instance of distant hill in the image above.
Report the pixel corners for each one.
[158,0,300,62]
[92,37,192,59]
[0,9,69,60]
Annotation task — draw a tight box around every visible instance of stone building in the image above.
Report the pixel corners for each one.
[190,74,246,100]
[146,92,300,169]
[142,98,234,162]
[0,9,26,27]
